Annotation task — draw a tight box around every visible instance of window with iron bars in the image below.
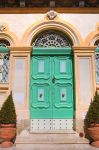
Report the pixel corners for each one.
[95,39,99,84]
[0,39,10,83]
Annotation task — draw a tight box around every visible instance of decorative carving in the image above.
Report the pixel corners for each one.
[0,25,6,32]
[62,93,65,98]
[47,10,57,20]
[39,93,42,98]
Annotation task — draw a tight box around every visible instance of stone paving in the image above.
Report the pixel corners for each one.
[0,144,98,150]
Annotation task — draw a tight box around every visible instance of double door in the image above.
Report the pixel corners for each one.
[30,55,74,130]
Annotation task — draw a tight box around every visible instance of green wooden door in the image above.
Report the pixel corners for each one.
[30,48,74,130]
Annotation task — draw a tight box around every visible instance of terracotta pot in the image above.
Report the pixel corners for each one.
[1,141,13,148]
[0,124,16,148]
[90,123,99,127]
[0,124,15,128]
[88,126,99,148]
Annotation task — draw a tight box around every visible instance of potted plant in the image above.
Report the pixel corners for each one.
[0,92,17,148]
[85,91,99,147]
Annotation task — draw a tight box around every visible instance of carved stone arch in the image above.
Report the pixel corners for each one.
[85,32,99,46]
[22,20,83,46]
[85,23,99,46]
[0,32,19,46]
[0,23,19,46]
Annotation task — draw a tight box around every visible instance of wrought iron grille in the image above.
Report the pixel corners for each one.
[95,39,99,83]
[0,41,10,83]
[32,31,72,48]
[95,39,99,48]
[0,53,9,83]
[96,53,99,83]
[0,39,10,47]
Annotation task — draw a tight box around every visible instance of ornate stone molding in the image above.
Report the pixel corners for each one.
[46,10,57,20]
[0,23,19,46]
[0,25,6,32]
[9,46,32,54]
[73,46,96,53]
[0,23,8,32]
[85,24,99,46]
[0,84,9,90]
[22,20,83,46]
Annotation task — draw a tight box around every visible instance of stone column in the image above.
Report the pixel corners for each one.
[73,46,96,134]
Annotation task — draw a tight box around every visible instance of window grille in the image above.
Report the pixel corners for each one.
[0,40,10,83]
[95,39,99,84]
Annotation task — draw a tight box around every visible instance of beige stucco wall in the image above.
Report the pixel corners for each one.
[0,13,99,43]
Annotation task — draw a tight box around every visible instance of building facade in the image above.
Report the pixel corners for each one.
[0,6,99,137]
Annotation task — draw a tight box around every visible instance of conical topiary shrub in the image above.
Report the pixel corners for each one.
[0,92,17,148]
[0,92,16,125]
[84,91,99,147]
[85,91,99,127]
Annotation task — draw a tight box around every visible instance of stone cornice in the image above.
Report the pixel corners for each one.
[73,46,96,53]
[9,46,32,54]
[0,84,9,90]
[0,7,99,14]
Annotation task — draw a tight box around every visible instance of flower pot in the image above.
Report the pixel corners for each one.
[0,124,16,148]
[88,126,99,148]
[0,124,15,128]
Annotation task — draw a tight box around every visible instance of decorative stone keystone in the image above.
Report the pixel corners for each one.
[47,10,57,20]
[0,24,7,32]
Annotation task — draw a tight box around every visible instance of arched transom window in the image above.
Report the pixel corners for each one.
[32,31,73,48]
[0,39,10,83]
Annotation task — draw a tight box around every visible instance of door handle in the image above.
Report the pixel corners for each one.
[52,77,55,83]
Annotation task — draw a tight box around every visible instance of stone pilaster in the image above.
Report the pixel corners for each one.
[73,46,96,134]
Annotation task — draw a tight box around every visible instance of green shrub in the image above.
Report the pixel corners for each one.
[84,91,99,142]
[85,91,99,127]
[0,92,16,125]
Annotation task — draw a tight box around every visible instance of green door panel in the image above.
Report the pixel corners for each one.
[31,56,51,79]
[53,56,72,79]
[53,83,73,118]
[30,49,74,119]
[52,56,73,118]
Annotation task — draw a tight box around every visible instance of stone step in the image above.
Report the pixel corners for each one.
[15,130,89,146]
[15,144,93,150]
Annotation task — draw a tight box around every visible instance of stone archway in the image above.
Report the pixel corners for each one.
[22,19,83,47]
